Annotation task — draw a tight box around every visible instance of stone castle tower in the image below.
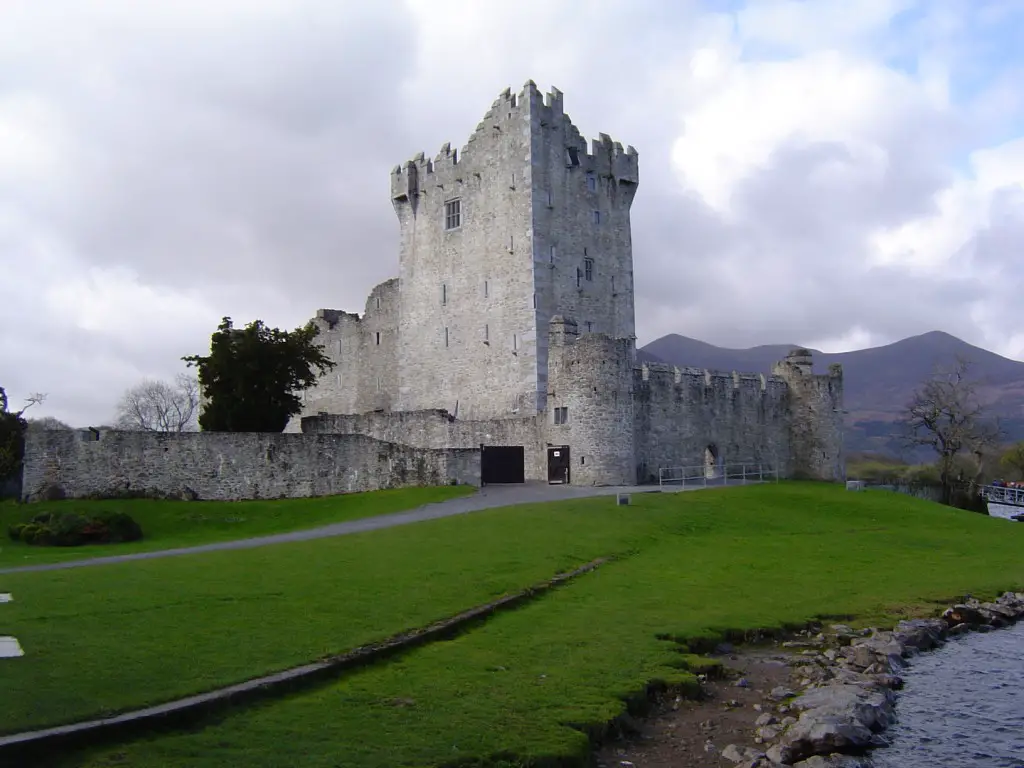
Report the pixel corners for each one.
[390,81,639,420]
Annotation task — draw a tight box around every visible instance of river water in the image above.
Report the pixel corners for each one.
[870,619,1024,767]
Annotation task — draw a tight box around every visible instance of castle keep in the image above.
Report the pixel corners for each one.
[21,82,843,502]
[289,81,844,486]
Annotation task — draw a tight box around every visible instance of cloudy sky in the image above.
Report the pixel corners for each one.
[3,0,1024,426]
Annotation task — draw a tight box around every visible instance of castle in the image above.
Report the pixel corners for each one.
[287,81,845,486]
[20,81,843,502]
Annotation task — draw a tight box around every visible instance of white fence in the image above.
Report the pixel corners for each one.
[979,484,1024,509]
[658,460,780,489]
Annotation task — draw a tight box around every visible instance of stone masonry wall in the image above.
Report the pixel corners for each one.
[21,429,479,502]
[391,86,540,420]
[545,318,636,485]
[633,363,792,484]
[302,410,548,482]
[773,351,845,481]
[530,85,638,411]
[291,278,400,429]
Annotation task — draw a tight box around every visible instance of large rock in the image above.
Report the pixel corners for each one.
[782,683,895,760]
[892,618,946,650]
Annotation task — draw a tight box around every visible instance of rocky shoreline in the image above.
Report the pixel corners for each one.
[595,591,1024,768]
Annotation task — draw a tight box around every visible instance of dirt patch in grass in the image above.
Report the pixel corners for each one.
[595,645,796,768]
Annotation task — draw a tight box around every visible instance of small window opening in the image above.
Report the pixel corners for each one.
[513,333,518,352]
[554,406,569,425]
[375,331,381,345]
[376,376,383,393]
[586,321,592,333]
[576,267,581,288]
[484,279,489,298]
[445,198,461,230]
[549,245,556,263]
[375,296,381,309]
[593,210,601,225]
[566,147,580,167]
[442,283,447,305]
[444,327,449,347]
[484,324,489,344]
[532,293,537,309]
[584,258,594,281]
[547,189,553,206]
[586,173,596,192]
[581,456,586,465]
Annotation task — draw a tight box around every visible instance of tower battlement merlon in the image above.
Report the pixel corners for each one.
[535,98,639,186]
[391,80,546,209]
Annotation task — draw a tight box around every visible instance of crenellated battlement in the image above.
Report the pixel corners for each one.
[636,362,787,394]
[390,81,639,206]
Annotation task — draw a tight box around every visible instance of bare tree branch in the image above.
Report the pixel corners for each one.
[900,355,1002,502]
[114,374,199,432]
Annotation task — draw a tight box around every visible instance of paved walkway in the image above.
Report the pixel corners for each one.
[0,482,688,576]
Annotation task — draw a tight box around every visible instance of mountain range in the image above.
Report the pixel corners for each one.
[638,331,1024,457]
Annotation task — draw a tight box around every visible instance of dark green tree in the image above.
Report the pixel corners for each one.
[0,387,46,485]
[183,317,335,432]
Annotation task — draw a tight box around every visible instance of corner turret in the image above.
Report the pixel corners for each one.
[773,349,844,481]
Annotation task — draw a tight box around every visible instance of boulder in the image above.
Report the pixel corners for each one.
[721,744,765,763]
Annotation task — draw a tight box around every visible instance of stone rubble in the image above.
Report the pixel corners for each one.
[716,591,1024,767]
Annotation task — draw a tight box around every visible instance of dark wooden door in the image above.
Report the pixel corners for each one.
[481,445,525,484]
[547,446,571,484]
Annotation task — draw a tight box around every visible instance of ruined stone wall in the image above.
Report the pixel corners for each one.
[529,85,638,411]
[289,278,400,430]
[21,428,479,502]
[773,351,845,481]
[303,409,548,482]
[632,363,792,484]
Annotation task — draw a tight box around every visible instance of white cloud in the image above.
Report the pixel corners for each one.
[2,0,1024,425]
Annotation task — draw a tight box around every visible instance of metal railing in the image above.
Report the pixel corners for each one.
[658,460,780,489]
[979,484,1024,508]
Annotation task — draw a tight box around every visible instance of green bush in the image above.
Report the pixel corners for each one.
[6,509,143,547]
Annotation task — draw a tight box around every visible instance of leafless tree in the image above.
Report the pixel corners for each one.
[27,416,73,431]
[901,356,1002,504]
[114,374,199,433]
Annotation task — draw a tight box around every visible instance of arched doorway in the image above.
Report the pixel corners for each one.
[704,444,719,480]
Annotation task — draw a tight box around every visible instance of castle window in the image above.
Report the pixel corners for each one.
[484,324,489,344]
[532,293,537,309]
[444,199,461,230]
[586,321,592,333]
[554,406,569,425]
[549,245,556,263]
[584,258,594,281]
[375,296,381,309]
[444,327,449,347]
[592,210,601,225]
[576,267,581,288]
[375,332,381,345]
[566,147,580,167]
[376,376,383,393]
[586,173,596,192]
[442,283,447,305]
[547,190,553,207]
[513,333,518,352]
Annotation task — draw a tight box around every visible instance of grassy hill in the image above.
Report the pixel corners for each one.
[640,330,1024,457]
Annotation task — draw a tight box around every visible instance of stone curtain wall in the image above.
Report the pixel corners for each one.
[633,364,792,484]
[303,410,548,481]
[21,429,479,502]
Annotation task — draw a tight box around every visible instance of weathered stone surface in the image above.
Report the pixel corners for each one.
[721,743,765,763]
[792,755,873,767]
[22,429,479,502]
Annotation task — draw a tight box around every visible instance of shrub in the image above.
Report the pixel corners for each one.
[6,509,143,547]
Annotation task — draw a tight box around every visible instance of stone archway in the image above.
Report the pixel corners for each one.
[704,444,719,480]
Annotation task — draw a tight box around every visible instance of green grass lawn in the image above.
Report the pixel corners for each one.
[8,483,1024,768]
[0,485,474,568]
